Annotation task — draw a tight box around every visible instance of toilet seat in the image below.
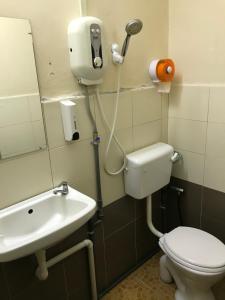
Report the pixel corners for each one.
[159,227,225,274]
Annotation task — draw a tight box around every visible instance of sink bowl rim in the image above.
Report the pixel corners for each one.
[0,185,96,261]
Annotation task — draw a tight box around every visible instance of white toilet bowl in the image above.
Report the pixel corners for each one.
[159,227,225,300]
[124,144,225,300]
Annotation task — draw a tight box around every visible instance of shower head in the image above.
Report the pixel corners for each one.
[125,19,143,35]
[121,19,143,57]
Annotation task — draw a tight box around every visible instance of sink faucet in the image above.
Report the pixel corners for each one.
[53,182,69,195]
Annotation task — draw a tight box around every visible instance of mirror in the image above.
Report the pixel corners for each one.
[0,17,46,159]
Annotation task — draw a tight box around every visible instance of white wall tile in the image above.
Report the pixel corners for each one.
[49,139,96,200]
[133,88,161,126]
[161,118,168,143]
[169,86,209,121]
[99,127,133,206]
[28,94,43,121]
[0,150,52,208]
[162,94,169,119]
[172,148,205,185]
[168,118,207,154]
[0,96,30,127]
[115,127,134,154]
[95,91,132,134]
[206,122,225,158]
[208,87,225,123]
[133,120,162,151]
[32,120,47,149]
[204,121,225,193]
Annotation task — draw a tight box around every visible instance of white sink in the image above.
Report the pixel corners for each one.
[0,185,96,262]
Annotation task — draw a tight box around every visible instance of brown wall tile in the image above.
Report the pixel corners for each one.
[105,223,136,285]
[202,187,225,223]
[169,177,202,228]
[135,217,158,262]
[63,248,91,300]
[103,196,135,238]
[0,266,10,300]
[201,216,225,244]
[93,223,108,293]
[12,263,67,300]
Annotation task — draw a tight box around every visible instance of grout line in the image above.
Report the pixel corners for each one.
[134,203,138,264]
[102,222,109,286]
[104,220,136,241]
[200,87,211,228]
[160,94,163,141]
[173,147,205,156]
[133,118,162,129]
[62,262,70,299]
[41,104,55,189]
[131,89,135,152]
[48,137,93,152]
[41,86,156,104]
[168,116,208,123]
[172,83,225,88]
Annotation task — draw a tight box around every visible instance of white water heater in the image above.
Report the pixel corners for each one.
[68,17,107,86]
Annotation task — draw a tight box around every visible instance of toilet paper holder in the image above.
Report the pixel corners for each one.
[149,58,175,94]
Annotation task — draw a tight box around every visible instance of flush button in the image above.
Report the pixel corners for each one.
[94,57,102,67]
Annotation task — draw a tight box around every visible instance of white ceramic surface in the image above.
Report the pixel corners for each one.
[0,185,96,262]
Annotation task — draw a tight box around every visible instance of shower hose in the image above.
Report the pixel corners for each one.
[96,65,127,176]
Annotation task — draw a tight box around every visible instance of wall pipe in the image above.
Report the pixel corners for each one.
[147,195,164,238]
[85,87,104,227]
[35,239,97,300]
[79,0,87,17]
[147,153,183,238]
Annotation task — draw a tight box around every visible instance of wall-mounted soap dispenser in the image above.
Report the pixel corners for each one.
[60,100,79,141]
[68,17,107,86]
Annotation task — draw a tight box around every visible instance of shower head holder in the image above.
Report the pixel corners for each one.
[111,43,124,64]
[111,19,143,65]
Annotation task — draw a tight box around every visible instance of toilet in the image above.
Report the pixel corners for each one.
[159,227,225,300]
[124,142,225,300]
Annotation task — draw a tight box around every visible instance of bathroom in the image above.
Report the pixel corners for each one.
[0,0,225,299]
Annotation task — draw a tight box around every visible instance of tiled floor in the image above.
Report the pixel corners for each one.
[102,251,225,300]
[102,252,175,300]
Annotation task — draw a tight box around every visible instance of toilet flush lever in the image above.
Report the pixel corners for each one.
[171,151,182,163]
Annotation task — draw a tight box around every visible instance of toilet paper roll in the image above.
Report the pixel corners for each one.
[149,59,175,83]
[156,59,175,82]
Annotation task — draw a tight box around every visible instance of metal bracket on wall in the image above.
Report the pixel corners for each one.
[170,185,184,196]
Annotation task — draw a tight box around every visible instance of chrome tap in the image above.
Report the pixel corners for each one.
[53,182,69,195]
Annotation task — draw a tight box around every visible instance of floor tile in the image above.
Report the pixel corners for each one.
[102,251,225,300]
[102,252,175,300]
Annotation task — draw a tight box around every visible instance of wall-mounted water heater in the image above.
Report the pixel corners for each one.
[68,17,107,86]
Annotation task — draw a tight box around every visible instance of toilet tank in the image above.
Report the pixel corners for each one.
[124,143,174,199]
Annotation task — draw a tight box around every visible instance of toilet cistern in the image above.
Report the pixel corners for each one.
[124,142,177,238]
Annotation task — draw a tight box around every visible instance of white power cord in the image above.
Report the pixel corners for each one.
[96,66,127,175]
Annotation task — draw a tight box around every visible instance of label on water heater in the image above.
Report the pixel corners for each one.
[90,24,103,69]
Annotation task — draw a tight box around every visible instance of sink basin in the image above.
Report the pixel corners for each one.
[0,185,96,262]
